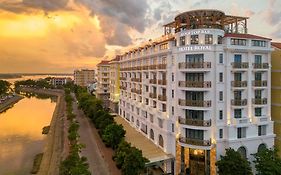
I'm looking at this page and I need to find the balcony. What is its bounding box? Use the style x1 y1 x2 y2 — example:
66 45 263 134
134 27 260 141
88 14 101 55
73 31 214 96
120 77 126 81
142 65 149 70
149 65 157 70
231 118 249 125
158 95 167 101
149 93 157 99
158 79 167 85
178 117 211 127
149 79 157 84
252 116 268 124
131 88 137 93
119 86 127 90
179 137 211 146
231 99 247 106
179 81 211 88
157 64 167 69
131 78 142 82
178 99 211 107
231 81 247 87
252 98 267 105
253 63 269 69
231 62 249 69
136 89 142 95
178 62 211 69
252 80 267 87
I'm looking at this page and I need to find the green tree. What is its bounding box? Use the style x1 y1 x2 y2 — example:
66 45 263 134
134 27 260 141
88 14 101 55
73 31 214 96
253 147 281 175
114 140 132 168
0 80 11 95
102 124 126 149
216 148 252 175
121 147 148 175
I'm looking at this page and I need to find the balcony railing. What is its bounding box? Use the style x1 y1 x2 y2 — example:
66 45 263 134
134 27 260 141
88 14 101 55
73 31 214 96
178 117 211 127
131 88 137 93
253 63 269 69
120 77 126 80
231 99 247 106
158 95 167 101
252 80 267 87
119 86 127 90
252 98 267 105
158 79 167 85
231 81 247 87
179 81 211 88
179 137 211 146
149 65 157 70
131 78 142 82
231 62 249 69
149 79 157 84
157 64 167 69
136 89 142 95
178 62 211 69
142 65 149 70
252 116 268 123
178 99 211 107
231 118 249 125
149 93 157 99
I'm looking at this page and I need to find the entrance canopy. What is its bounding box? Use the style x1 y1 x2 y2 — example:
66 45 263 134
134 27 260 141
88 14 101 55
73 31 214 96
114 116 174 166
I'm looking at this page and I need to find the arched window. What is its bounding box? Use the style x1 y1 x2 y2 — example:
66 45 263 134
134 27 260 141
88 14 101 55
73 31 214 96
150 129 154 140
258 143 267 152
159 135 164 147
136 120 139 127
237 146 247 159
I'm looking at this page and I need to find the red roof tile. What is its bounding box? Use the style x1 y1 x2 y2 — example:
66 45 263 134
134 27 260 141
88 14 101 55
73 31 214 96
272 42 281 49
97 60 110 66
224 33 271 40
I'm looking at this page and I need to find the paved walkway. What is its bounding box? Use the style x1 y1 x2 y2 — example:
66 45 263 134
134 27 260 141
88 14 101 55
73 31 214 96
72 94 121 175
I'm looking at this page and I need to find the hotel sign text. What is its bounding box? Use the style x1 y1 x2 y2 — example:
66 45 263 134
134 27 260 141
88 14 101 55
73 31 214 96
180 30 211 37
178 45 212 52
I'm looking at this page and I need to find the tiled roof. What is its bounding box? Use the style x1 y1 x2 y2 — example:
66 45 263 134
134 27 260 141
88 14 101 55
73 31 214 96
97 60 110 66
110 55 121 62
272 42 281 49
224 33 271 40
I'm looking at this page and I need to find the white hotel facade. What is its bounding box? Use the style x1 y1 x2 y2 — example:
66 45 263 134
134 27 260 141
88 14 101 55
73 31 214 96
117 10 275 174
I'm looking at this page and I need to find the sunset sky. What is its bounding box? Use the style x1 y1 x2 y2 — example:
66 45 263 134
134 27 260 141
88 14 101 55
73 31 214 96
0 0 280 73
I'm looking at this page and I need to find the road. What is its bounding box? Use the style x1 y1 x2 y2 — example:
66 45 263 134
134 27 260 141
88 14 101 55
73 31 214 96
72 94 111 175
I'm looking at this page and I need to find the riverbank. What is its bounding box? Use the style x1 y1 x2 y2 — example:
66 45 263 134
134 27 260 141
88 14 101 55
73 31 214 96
0 95 24 113
20 88 68 175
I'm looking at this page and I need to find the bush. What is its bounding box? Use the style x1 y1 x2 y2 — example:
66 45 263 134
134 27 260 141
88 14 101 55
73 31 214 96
102 124 126 149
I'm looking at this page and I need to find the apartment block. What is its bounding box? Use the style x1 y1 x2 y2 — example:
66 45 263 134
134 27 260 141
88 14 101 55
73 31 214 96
96 61 110 107
109 56 121 113
271 42 281 156
74 69 95 87
115 10 275 175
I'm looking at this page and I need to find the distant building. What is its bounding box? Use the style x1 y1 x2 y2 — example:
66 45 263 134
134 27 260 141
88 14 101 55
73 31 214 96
74 69 95 87
109 56 121 113
271 42 281 156
51 77 71 87
96 61 110 107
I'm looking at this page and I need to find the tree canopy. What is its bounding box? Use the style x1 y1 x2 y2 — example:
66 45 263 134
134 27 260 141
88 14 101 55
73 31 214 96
253 147 281 175
216 148 252 175
0 80 11 95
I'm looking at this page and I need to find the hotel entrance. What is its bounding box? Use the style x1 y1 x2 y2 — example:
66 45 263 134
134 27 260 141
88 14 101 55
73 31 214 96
178 146 210 175
189 149 208 175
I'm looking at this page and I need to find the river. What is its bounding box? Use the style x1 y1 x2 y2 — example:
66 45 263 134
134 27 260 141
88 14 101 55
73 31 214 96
0 75 66 175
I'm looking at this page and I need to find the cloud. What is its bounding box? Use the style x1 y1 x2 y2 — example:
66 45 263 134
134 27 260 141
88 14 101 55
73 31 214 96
264 0 281 25
22 0 69 11
74 0 150 46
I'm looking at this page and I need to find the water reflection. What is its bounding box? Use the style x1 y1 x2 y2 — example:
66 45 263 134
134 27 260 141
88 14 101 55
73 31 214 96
0 97 56 174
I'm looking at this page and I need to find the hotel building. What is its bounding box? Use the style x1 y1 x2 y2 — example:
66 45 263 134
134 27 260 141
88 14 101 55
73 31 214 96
271 42 281 156
96 61 110 107
117 10 275 174
74 69 95 87
109 56 121 113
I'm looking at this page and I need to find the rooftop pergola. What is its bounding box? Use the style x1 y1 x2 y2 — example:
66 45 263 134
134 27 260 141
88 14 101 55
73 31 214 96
163 9 249 34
